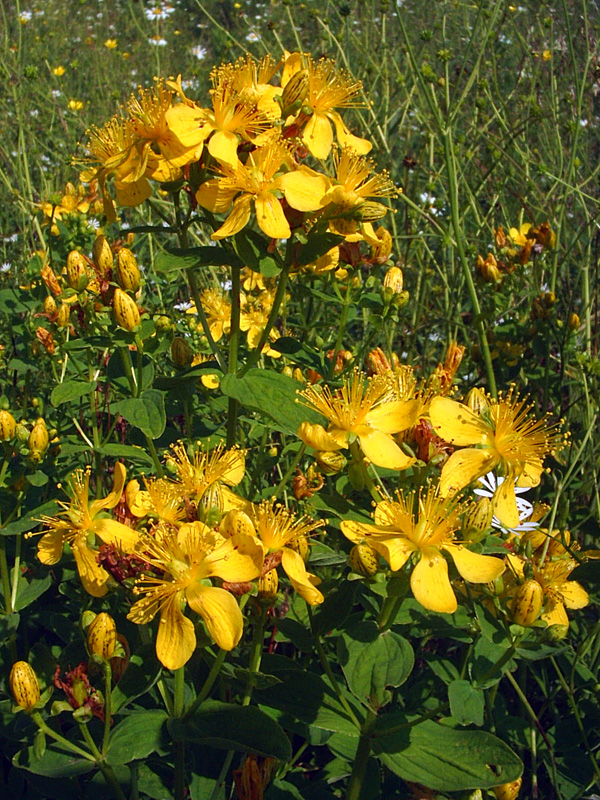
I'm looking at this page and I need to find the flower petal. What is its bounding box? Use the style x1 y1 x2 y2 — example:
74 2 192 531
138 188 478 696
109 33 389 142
72 538 108 597
559 579 589 610
278 167 330 212
37 530 65 565
115 178 152 208
541 598 569 628
297 421 345 452
444 543 505 583
208 130 240 168
411 548 457 614
156 592 196 670
357 428 414 470
211 194 253 240
196 178 238 213
328 111 372 155
438 449 498 496
302 112 334 160
365 399 420 434
205 535 263 582
254 192 290 239
429 397 492 446
493 477 520 529
281 547 324 605
186 584 243 650
517 460 543 487
93 518 139 553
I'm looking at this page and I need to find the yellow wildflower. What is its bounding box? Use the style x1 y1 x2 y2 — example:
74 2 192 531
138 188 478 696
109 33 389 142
128 522 263 668
34 464 138 597
429 391 567 528
341 488 505 614
297 370 419 470
167 441 246 513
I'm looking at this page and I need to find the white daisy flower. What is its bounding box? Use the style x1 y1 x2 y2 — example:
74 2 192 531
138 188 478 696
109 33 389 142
474 472 540 536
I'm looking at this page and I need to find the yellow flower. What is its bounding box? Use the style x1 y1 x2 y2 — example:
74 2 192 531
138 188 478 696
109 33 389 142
196 135 329 240
240 292 281 357
128 522 263 668
34 464 138 597
507 553 588 629
126 82 206 182
79 117 151 221
104 39 118 49
429 392 567 528
282 55 371 159
167 441 246 513
341 488 505 614
52 66 66 77
213 54 283 120
297 370 419 470
224 502 324 605
194 288 232 342
126 477 186 525
508 223 532 247
69 100 84 111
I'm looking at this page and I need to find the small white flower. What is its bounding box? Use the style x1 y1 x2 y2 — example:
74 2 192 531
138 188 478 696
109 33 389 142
145 4 175 20
148 36 167 46
19 10 32 21
246 31 260 42
191 45 207 60
221 279 232 291
174 301 193 312
1 262 11 273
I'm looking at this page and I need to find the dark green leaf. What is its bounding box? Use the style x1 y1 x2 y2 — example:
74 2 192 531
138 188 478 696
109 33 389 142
154 246 242 272
373 718 522 791
50 380 96 407
95 443 155 466
448 679 485 726
167 700 292 759
235 229 281 275
338 622 414 706
13 744 95 778
221 369 324 435
295 233 345 266
117 389 165 439
13 575 52 612
111 645 163 713
107 710 168 765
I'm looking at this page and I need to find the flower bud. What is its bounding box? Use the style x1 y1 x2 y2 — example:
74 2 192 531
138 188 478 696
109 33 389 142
93 234 113 273
113 288 140 331
43 295 57 316
115 248 141 292
171 337 193 367
314 450 347 475
353 201 389 221
383 266 404 294
56 303 71 327
349 543 379 576
464 387 489 414
257 569 279 601
10 661 40 711
16 423 30 443
493 777 522 800
292 368 304 382
87 612 117 659
282 366 293 378
511 580 543 626
0 410 16 441
154 315 172 332
289 533 310 563
66 250 88 291
281 69 309 114
464 497 493 542
29 418 49 454
567 312 580 331
110 633 131 682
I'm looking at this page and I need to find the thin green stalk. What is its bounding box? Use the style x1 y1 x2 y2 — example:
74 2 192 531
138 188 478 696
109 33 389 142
349 441 381 504
328 279 351 380
144 435 165 478
183 648 227 719
173 666 186 800
243 606 267 706
185 266 226 371
30 712 95 761
226 265 242 448
273 444 306 499
346 709 377 800
78 722 128 800
378 595 404 634
10 533 21 611
102 662 112 756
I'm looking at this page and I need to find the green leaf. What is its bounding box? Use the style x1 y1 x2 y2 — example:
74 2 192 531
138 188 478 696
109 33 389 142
0 612 20 634
220 370 324 435
338 622 414 707
295 233 345 266
50 380 96 407
13 575 52 612
13 743 95 778
448 679 485 726
116 389 165 439
107 710 169 765
311 580 359 637
373 718 522 791
95 443 154 466
111 645 163 713
154 246 243 272
167 700 292 759
235 229 280 275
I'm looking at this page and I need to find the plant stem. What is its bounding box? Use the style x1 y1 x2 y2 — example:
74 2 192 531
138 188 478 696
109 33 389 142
185 266 226 371
78 721 128 800
183 648 227 719
173 666 186 800
102 661 112 756
30 712 95 761
226 265 241 448
243 606 267 706
346 709 377 800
